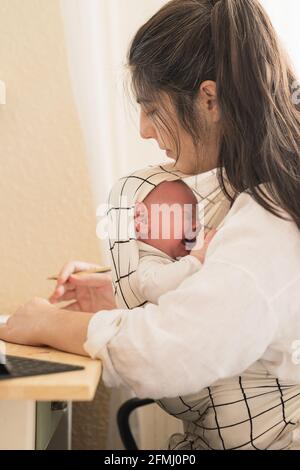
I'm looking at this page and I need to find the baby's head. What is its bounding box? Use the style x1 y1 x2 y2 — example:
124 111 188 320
135 180 200 259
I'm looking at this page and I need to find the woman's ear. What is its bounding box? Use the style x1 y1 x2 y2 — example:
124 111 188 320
198 80 221 124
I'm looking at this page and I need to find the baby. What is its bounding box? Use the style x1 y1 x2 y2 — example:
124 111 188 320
134 180 216 304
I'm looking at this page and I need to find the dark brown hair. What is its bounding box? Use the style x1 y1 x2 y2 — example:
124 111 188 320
127 0 300 229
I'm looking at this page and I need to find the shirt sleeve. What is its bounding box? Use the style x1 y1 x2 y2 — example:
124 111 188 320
84 258 277 399
136 255 202 304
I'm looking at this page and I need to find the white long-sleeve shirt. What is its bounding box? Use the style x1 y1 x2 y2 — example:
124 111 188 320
136 242 202 304
84 192 300 400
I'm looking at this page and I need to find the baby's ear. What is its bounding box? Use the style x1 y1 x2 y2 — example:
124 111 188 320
134 202 149 239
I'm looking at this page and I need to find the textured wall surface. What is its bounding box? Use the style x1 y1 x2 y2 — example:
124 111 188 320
0 0 103 311
0 0 109 449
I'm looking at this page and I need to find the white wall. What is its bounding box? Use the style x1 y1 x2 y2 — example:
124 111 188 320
60 0 167 209
262 0 300 75
0 0 103 314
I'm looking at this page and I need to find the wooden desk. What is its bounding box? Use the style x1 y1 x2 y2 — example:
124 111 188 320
0 342 102 401
0 341 102 449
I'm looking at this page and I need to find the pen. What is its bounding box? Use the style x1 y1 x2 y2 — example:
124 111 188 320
48 266 111 281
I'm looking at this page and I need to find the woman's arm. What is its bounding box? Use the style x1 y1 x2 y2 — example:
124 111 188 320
0 297 93 356
83 259 276 399
41 308 94 356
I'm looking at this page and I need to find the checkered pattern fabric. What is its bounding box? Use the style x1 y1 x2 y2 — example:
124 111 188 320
106 163 300 450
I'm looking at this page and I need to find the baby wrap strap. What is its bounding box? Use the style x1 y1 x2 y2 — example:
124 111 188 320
107 163 231 309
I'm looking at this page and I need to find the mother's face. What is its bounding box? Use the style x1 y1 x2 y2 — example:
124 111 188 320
139 82 221 175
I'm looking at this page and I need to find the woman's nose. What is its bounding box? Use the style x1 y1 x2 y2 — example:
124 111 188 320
139 111 157 140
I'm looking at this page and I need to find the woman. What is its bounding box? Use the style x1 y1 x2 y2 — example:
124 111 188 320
1 0 300 450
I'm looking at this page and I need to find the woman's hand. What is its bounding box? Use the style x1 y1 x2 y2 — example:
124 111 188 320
0 297 93 355
49 261 117 313
0 261 117 354
0 297 56 347
190 229 217 264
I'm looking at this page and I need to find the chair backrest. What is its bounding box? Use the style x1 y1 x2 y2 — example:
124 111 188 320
117 398 155 450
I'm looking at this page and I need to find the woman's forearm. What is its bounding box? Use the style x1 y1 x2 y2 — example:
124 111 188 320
40 308 94 356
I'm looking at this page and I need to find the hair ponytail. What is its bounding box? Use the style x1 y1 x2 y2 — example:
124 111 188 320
211 0 300 225
128 0 300 229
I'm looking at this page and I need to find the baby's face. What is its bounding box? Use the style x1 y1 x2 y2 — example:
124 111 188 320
157 202 200 258
135 181 201 259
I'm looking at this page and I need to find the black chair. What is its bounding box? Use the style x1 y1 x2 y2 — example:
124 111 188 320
117 398 155 450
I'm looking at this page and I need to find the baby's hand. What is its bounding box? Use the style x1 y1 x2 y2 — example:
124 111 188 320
190 229 217 264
